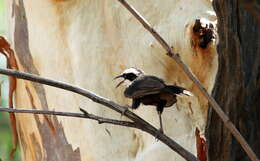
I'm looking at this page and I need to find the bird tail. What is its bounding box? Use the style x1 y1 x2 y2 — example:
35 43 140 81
164 85 193 96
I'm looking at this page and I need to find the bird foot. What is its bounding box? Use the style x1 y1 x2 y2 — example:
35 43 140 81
159 128 164 134
154 128 164 141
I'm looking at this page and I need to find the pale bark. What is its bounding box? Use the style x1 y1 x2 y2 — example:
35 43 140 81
8 0 218 160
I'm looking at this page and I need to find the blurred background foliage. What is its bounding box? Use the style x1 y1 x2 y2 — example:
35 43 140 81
0 0 20 160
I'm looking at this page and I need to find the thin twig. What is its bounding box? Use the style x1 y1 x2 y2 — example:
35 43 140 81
116 0 259 161
0 107 137 128
0 68 199 161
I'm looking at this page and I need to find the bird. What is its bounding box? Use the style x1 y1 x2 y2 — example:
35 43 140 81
114 67 193 133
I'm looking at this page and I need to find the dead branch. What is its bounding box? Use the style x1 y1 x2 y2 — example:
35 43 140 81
116 0 259 161
0 68 198 161
0 107 137 128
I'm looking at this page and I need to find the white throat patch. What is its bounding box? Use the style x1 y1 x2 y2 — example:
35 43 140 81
123 79 132 87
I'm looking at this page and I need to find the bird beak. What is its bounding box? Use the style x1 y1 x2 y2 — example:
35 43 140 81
114 74 124 80
115 80 125 88
114 74 124 88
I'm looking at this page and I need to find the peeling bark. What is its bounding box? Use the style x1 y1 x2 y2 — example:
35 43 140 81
8 0 219 160
35 116 81 161
192 19 215 49
195 128 207 161
12 0 49 109
11 0 81 160
0 36 19 161
207 0 260 161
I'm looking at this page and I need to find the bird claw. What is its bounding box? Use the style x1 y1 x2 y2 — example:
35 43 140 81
159 128 164 134
154 128 164 141
155 134 159 142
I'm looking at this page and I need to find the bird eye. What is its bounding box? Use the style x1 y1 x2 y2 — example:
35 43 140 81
124 73 137 81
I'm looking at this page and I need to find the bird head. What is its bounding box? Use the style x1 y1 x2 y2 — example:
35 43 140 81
114 68 144 88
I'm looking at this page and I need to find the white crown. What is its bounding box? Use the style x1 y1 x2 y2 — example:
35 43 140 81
123 68 144 76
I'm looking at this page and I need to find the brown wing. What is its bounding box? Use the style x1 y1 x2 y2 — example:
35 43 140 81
124 75 166 98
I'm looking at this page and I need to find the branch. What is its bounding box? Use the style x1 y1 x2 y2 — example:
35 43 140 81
0 68 199 161
0 107 137 128
116 0 260 161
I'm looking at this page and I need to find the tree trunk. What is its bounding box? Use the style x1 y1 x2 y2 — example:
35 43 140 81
207 0 260 161
8 0 218 161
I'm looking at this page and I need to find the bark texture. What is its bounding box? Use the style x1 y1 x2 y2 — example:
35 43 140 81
8 0 218 160
207 0 260 161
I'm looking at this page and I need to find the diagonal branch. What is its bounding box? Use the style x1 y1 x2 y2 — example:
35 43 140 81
0 107 137 128
0 68 147 125
0 68 199 161
116 0 260 161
